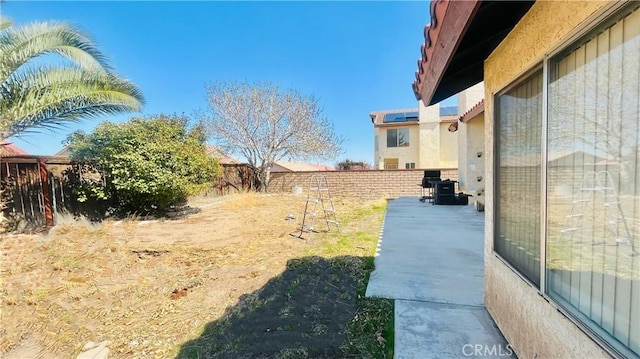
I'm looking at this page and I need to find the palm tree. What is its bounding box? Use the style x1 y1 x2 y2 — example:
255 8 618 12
0 18 145 138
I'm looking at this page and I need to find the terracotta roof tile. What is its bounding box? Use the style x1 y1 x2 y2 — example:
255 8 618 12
412 0 481 104
0 141 28 157
412 0 452 101
458 99 484 123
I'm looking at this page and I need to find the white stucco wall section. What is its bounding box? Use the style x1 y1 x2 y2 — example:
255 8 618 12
459 114 485 204
458 82 484 115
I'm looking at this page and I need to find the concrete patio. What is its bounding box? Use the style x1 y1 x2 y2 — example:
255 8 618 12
366 196 514 359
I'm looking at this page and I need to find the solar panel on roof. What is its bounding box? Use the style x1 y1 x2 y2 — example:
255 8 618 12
382 111 419 123
439 106 458 116
383 114 403 122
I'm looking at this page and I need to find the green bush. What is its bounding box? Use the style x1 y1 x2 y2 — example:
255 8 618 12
67 114 220 216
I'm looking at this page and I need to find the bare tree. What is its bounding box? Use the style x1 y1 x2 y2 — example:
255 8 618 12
336 159 372 170
204 81 343 191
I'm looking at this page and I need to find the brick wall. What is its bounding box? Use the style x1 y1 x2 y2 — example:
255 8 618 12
269 169 458 200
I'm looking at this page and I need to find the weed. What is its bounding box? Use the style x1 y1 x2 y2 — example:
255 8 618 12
287 277 301 295
34 288 49 301
310 323 328 336
278 323 301 331
279 306 293 318
275 347 309 359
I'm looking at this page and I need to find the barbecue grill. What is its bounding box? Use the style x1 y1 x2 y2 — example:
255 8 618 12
419 170 441 202
434 180 456 205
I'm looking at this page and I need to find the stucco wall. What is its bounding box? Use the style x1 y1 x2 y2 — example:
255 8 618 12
375 125 421 169
418 122 439 168
418 102 442 168
483 1 611 358
459 114 485 204
418 122 459 169
269 168 457 200
438 122 458 168
458 120 469 195
419 101 440 123
374 126 382 169
458 82 484 115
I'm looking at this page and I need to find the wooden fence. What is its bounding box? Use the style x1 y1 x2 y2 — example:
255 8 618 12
206 164 259 196
1 159 259 229
1 156 71 229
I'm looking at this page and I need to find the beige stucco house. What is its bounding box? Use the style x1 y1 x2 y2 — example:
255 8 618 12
370 104 458 170
413 1 639 358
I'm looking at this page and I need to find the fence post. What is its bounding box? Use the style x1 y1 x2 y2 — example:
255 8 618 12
38 158 54 226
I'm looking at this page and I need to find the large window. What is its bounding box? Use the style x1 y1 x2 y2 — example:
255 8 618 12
494 4 640 358
386 128 410 147
495 69 543 286
546 6 640 357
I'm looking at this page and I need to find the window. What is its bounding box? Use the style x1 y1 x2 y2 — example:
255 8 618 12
546 6 640 357
494 4 640 357
405 163 416 169
375 135 379 151
387 128 410 147
495 69 543 286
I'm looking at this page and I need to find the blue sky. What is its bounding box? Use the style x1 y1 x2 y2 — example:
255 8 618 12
4 0 453 164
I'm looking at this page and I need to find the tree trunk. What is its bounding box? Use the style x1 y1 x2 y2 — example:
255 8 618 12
264 168 271 193
256 167 270 193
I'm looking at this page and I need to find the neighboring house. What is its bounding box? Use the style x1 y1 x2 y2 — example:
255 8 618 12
53 145 71 158
205 145 241 165
0 141 28 157
370 104 458 170
270 161 334 173
413 1 639 359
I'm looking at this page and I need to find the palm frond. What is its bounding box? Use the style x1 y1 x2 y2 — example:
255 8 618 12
1 68 144 137
0 21 112 85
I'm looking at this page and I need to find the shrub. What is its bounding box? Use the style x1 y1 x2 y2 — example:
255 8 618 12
67 114 220 216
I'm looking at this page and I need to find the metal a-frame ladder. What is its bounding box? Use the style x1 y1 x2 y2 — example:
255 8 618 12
561 170 637 256
298 175 340 239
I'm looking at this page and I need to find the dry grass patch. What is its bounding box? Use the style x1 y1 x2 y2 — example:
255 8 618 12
1 193 391 359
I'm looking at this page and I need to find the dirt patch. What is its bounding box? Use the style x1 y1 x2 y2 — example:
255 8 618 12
177 256 366 359
0 193 387 358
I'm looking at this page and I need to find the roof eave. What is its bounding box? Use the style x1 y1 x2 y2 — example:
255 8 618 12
459 99 485 123
412 0 481 105
373 122 421 128
412 0 535 106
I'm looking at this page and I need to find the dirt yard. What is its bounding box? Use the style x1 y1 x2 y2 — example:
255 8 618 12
0 193 391 359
